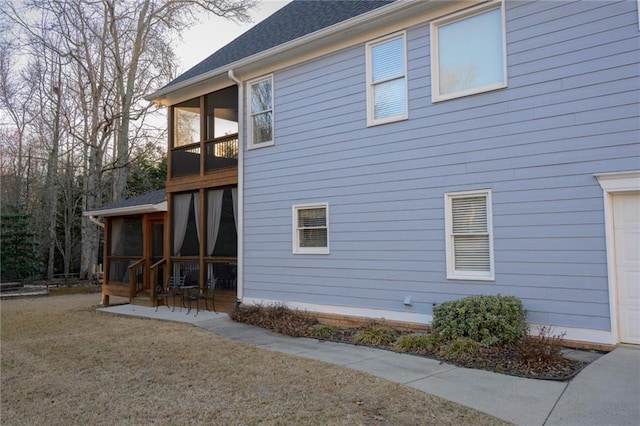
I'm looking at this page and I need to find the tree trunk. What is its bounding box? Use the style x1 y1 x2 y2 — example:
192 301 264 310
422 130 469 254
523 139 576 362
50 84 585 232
80 144 101 278
45 86 61 280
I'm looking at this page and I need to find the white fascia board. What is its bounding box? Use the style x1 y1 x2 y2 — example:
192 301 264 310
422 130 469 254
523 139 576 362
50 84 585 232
146 0 444 105
83 201 167 218
595 171 640 192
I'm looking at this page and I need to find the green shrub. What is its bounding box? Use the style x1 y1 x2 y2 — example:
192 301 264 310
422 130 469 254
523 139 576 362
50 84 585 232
353 323 397 346
439 337 481 360
432 294 527 347
393 333 439 353
309 324 341 339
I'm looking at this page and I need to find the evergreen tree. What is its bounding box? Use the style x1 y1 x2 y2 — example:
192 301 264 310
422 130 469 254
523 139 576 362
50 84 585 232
0 204 41 281
127 153 167 198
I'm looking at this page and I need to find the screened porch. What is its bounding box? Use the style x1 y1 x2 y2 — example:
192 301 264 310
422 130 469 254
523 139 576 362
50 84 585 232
102 213 164 301
166 186 238 312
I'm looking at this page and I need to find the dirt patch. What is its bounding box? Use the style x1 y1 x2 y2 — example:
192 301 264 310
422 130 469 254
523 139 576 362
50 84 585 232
1 294 508 425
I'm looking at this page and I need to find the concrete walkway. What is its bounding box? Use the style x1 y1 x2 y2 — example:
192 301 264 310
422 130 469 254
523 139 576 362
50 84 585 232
98 304 640 426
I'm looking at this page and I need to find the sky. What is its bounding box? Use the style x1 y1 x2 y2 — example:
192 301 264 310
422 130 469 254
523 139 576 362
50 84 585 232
0 2 292 128
175 1 292 73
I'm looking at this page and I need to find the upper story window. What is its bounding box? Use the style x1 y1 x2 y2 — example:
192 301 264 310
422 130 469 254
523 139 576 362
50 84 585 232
173 97 201 147
366 32 408 126
444 190 494 280
293 203 329 255
431 1 506 102
248 75 274 149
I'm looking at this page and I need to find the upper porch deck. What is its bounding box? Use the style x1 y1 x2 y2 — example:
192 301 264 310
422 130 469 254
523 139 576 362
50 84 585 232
171 133 238 179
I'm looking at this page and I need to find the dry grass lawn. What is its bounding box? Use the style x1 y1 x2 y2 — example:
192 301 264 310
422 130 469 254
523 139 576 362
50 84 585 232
1 294 508 425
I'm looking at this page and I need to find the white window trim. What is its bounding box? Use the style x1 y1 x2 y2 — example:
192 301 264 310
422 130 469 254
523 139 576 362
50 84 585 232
366 31 408 126
292 203 330 255
431 0 507 103
444 189 495 280
247 74 274 150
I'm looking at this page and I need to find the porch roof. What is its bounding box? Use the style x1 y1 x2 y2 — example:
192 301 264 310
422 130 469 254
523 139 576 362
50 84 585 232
83 189 167 218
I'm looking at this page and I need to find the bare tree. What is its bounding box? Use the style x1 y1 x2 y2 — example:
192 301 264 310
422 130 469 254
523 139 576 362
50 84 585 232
1 0 256 278
106 0 255 203
0 42 36 207
36 50 65 280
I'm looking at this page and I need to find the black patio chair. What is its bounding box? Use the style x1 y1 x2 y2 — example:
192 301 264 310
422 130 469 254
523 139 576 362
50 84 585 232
155 275 186 312
186 276 217 317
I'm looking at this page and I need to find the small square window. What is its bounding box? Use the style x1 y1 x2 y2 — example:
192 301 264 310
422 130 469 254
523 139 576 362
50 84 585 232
444 190 494 280
248 75 274 149
431 2 507 102
293 204 329 254
366 32 408 126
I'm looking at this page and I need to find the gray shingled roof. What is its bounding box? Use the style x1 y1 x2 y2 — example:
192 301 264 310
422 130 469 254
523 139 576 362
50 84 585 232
93 189 166 212
163 0 394 89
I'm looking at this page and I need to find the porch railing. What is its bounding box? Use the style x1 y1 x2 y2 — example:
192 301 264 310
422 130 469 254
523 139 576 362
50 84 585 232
172 143 201 177
149 258 166 301
128 258 145 297
170 258 237 290
172 260 200 287
171 134 238 178
108 257 137 283
206 258 237 290
205 134 238 171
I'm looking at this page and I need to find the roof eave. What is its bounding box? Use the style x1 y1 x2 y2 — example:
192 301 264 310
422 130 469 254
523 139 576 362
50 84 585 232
83 201 168 218
146 0 427 105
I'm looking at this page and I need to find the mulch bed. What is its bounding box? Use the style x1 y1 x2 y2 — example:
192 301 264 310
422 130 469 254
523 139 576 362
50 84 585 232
309 326 586 381
231 305 589 381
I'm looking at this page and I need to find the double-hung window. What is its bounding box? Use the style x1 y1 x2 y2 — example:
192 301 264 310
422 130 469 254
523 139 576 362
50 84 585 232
445 190 494 280
366 32 408 126
431 1 507 101
293 204 329 254
248 75 274 148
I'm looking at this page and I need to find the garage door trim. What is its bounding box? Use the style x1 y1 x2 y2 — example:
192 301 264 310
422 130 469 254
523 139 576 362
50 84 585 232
596 171 640 344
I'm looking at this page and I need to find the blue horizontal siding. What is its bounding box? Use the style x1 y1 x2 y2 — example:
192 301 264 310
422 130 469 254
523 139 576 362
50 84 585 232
242 0 640 333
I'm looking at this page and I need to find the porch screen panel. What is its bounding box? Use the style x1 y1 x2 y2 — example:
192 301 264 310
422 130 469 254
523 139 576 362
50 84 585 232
109 218 125 281
231 187 238 228
193 194 201 244
110 218 124 255
173 98 200 147
207 189 224 255
108 218 142 281
173 193 192 255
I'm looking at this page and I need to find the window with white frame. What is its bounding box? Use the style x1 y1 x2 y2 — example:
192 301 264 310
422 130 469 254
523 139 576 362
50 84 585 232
293 204 329 254
445 190 494 280
366 32 408 126
431 1 506 102
248 75 274 148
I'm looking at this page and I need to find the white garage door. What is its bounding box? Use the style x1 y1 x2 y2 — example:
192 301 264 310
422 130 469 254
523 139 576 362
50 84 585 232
613 193 640 344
